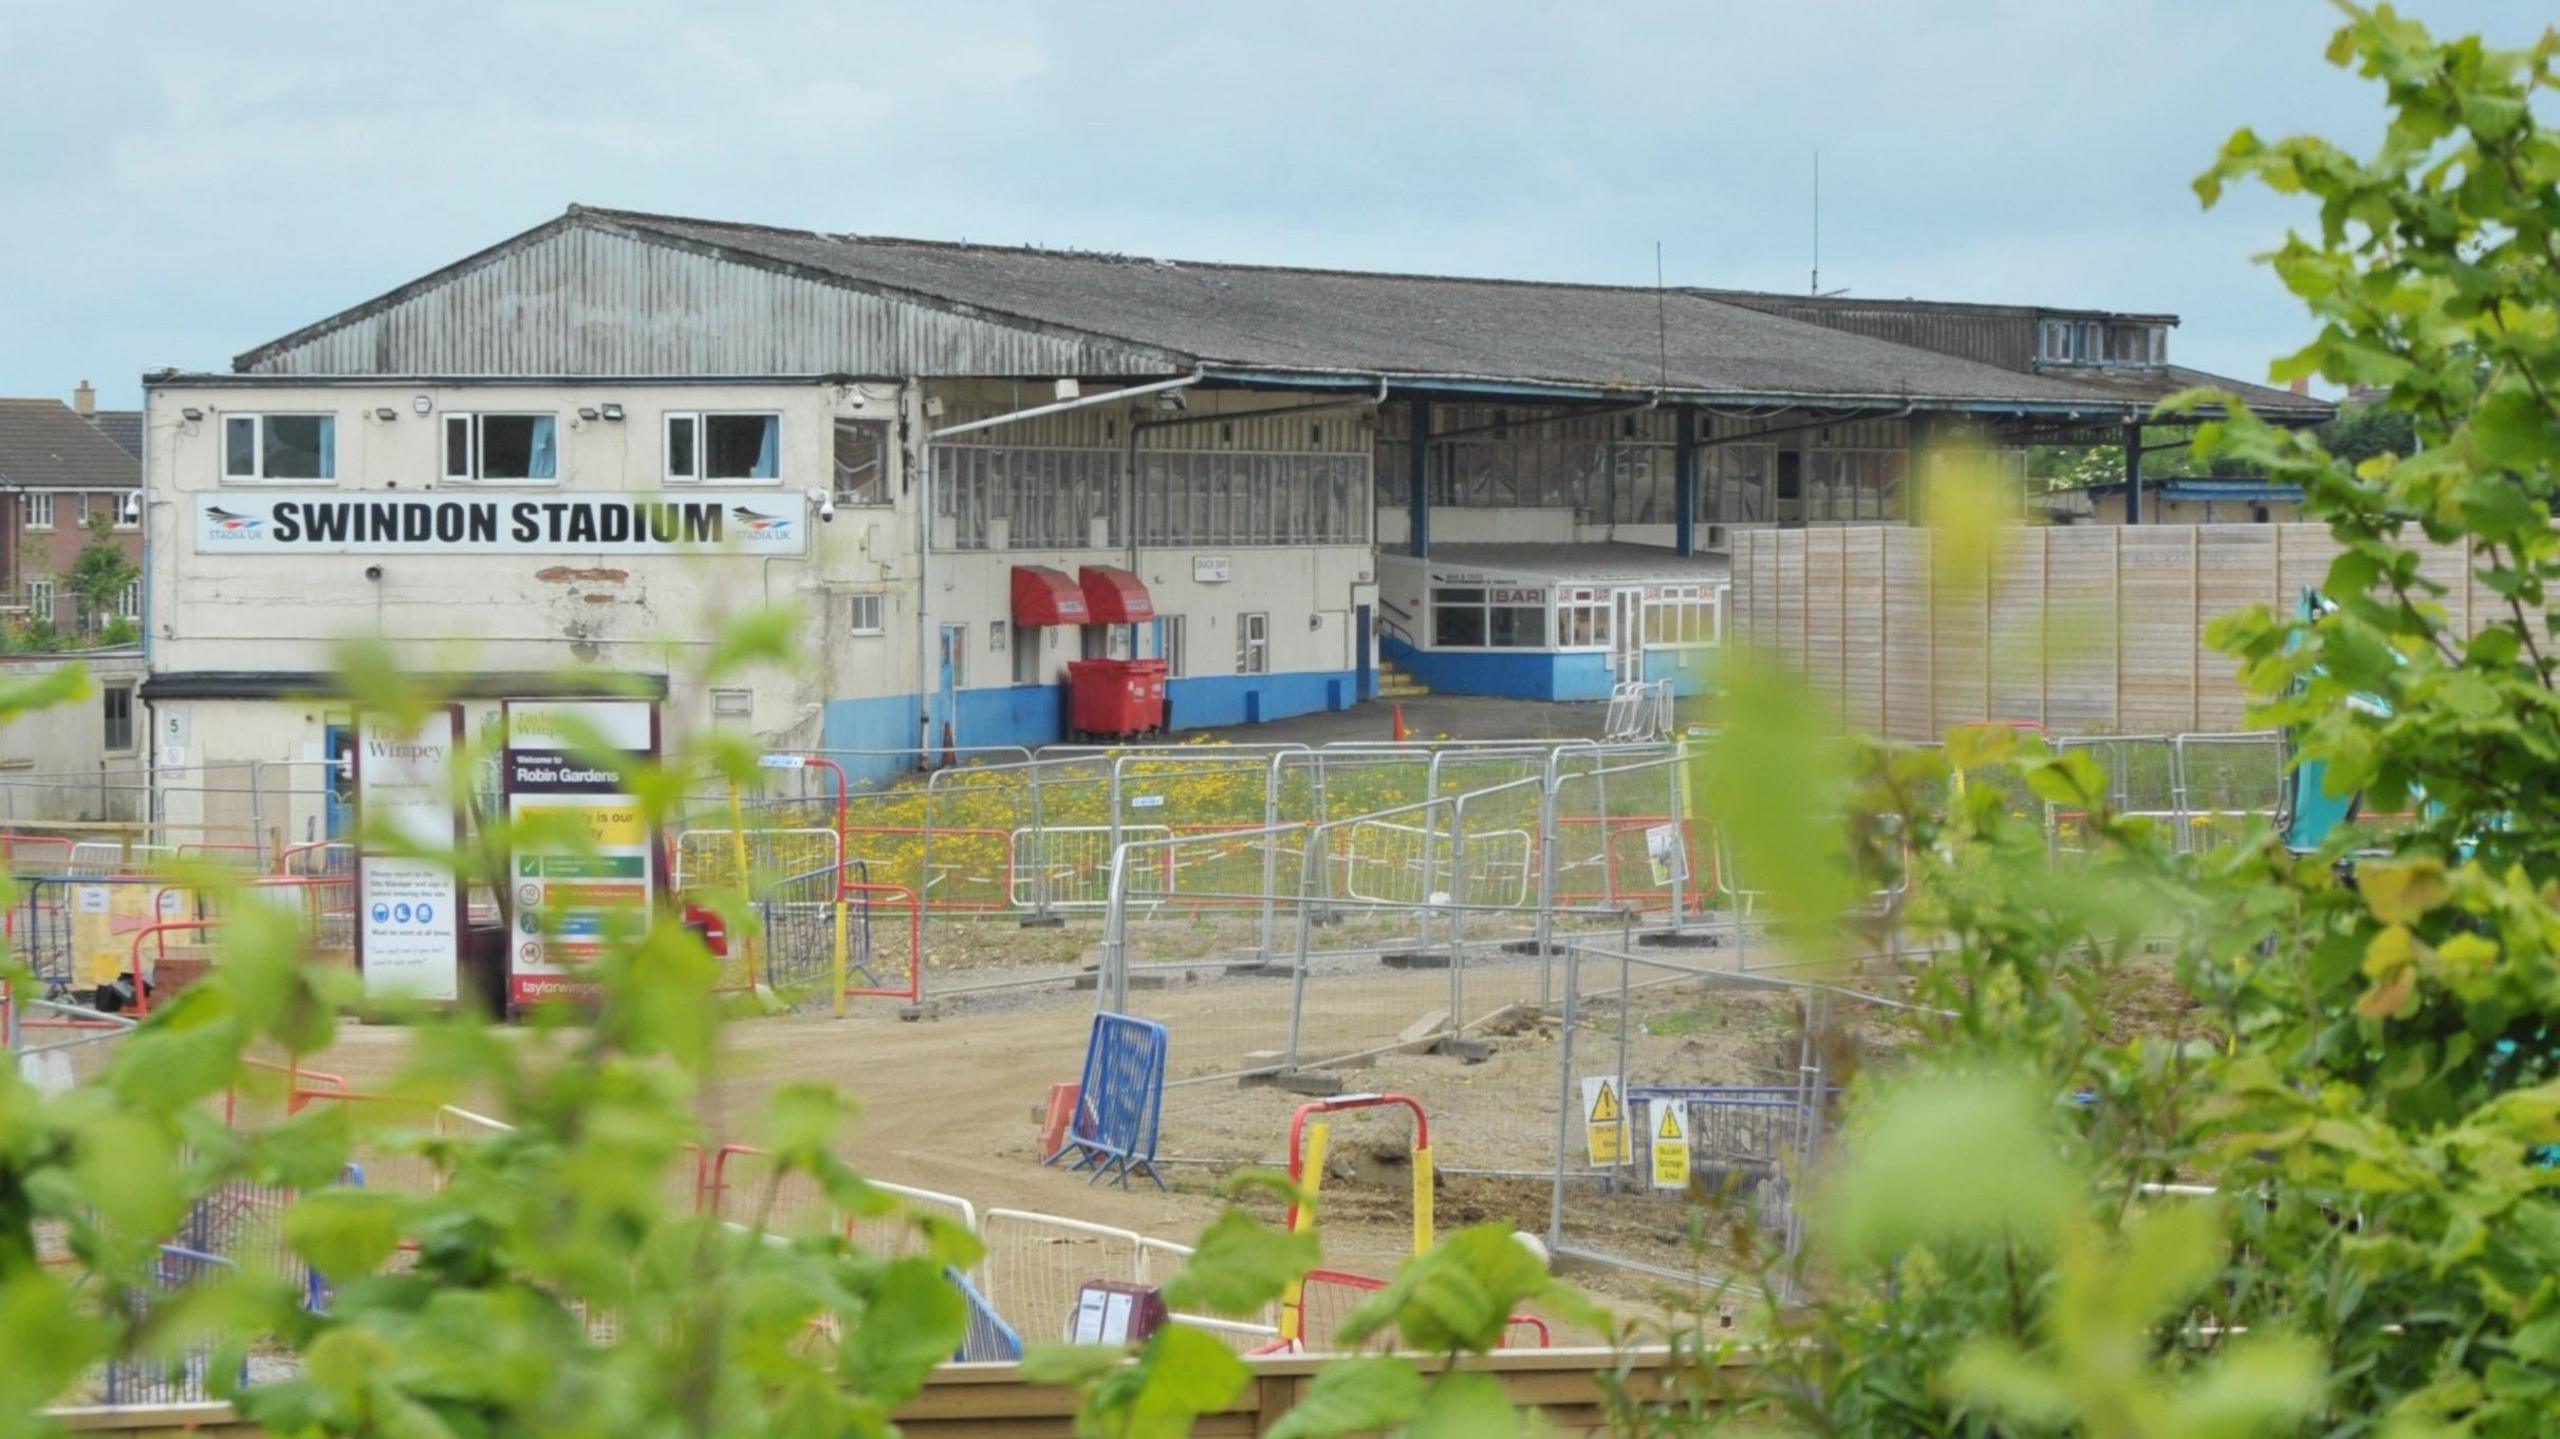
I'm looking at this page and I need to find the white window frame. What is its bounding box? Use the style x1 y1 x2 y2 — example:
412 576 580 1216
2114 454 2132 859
709 688 753 728
847 593 884 635
114 491 139 529
220 412 337 485
1162 615 1187 679
117 579 142 621
102 684 136 756
25 493 52 530
1557 587 1612 650
663 411 783 486
24 576 54 625
1237 612 1269 675
441 412 563 486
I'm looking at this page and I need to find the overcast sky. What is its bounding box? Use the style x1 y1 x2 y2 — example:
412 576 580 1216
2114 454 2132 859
5 1 2547 408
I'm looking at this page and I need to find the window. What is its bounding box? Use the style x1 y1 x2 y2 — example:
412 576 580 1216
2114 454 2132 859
1557 588 1611 648
1011 624 1039 685
710 689 753 728
1236 613 1269 675
1131 451 1372 547
1431 585 1549 649
1643 586 1723 647
24 576 53 625
933 445 1122 550
442 413 559 482
76 495 90 526
847 593 884 635
940 625 969 688
25 493 52 530
118 579 141 621
102 685 134 754
114 491 138 529
222 414 336 482
1805 450 1909 521
989 621 1007 653
665 412 780 483
1162 616 1187 679
833 420 889 505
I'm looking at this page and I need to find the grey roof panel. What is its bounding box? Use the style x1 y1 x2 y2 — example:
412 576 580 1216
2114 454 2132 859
589 209 2139 407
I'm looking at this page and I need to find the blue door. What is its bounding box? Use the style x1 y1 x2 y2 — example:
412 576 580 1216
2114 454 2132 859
1355 604 1374 702
323 724 354 840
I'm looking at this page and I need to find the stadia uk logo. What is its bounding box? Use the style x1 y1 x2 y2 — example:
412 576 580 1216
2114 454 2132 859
203 505 266 538
728 505 795 542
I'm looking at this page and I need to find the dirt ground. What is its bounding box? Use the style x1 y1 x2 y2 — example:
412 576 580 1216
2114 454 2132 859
300 927 1939 1336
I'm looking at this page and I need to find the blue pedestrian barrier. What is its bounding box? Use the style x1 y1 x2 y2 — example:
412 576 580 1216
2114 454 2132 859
1045 1012 1169 1190
950 1268 1024 1362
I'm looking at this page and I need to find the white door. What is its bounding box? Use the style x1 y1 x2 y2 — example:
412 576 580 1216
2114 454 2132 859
1610 588 1644 679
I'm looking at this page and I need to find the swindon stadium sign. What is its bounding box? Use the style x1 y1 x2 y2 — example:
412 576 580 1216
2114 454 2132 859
196 492 808 556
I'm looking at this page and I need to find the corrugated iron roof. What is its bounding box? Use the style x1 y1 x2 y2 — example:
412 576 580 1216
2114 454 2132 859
577 208 2144 408
233 206 2321 420
0 399 141 491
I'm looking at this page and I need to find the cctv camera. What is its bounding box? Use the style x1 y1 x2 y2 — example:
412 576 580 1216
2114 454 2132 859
806 486 837 523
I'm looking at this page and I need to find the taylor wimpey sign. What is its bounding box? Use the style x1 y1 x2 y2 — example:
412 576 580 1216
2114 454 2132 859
354 706 466 1005
196 492 808 557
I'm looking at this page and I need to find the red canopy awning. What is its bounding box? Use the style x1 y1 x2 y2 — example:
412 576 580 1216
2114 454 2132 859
1011 566 1090 625
1078 565 1156 623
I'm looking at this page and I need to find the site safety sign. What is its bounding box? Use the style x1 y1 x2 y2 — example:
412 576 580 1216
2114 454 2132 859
1650 1099 1692 1191
1581 1075 1627 1167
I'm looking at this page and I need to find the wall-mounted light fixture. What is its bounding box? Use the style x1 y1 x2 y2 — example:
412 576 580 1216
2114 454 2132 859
599 403 625 422
577 407 600 421
374 407 398 422
411 395 432 416
180 407 203 422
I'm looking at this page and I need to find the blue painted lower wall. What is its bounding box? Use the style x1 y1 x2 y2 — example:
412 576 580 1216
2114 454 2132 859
1381 636 1615 701
1642 645 1717 697
819 666 1357 783
1166 669 1356 729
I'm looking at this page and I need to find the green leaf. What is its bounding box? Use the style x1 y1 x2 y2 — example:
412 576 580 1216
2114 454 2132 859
1409 1372 1519 1439
840 1258 964 1406
1160 1210 1319 1317
283 1188 405 1281
1122 1324 1252 1439
2356 856 2451 924
1262 1355 1423 1439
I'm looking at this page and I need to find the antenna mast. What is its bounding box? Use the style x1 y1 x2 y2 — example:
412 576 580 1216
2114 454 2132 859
1811 150 1821 297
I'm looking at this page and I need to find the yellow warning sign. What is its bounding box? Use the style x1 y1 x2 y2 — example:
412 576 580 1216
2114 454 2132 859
1580 1076 1626 1167
1650 1100 1691 1191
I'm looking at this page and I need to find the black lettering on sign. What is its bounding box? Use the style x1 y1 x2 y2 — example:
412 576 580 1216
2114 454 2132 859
305 505 346 543
565 506 597 545
272 504 301 543
467 505 497 543
511 502 539 542
368 503 398 541
598 504 629 544
683 503 719 544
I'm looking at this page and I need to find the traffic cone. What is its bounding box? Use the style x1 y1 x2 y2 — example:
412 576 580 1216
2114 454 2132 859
1392 703 1407 743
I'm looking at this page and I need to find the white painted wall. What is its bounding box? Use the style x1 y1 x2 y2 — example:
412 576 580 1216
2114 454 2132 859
0 652 146 822
144 378 917 763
